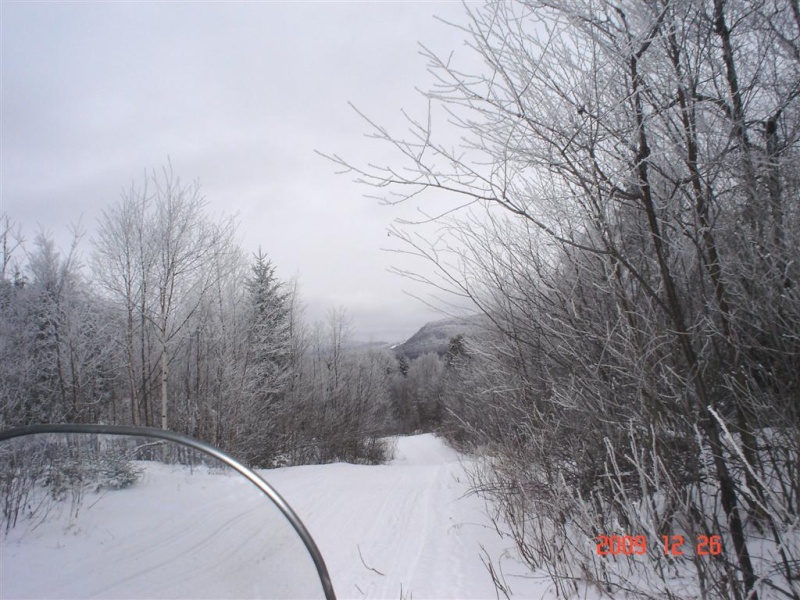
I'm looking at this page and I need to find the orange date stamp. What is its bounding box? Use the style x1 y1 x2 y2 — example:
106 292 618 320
596 534 723 557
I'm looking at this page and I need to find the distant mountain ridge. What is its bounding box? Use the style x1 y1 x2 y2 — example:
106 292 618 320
392 316 484 360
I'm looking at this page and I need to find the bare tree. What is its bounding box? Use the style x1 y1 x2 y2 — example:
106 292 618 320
93 164 236 429
0 215 24 283
282 308 394 465
328 1 800 597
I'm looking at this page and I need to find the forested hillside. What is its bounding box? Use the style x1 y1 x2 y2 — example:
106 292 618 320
391 316 481 359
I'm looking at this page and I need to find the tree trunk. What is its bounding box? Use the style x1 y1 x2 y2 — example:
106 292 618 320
161 331 168 430
631 45 758 599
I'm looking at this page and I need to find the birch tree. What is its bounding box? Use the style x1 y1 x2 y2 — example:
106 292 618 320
93 164 235 429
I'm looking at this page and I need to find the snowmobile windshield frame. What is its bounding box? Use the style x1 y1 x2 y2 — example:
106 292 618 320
0 423 337 600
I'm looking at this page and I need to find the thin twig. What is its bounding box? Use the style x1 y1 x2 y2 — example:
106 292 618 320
357 544 386 576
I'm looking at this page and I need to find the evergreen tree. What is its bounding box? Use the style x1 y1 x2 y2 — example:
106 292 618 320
239 249 292 465
444 335 466 368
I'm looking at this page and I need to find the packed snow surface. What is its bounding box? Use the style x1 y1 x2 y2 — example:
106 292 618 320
2 434 555 599
267 434 549 599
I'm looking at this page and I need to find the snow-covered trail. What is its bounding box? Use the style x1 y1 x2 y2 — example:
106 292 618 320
266 434 547 599
1 434 551 599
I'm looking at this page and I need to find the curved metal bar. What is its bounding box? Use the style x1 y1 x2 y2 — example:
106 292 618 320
0 424 337 600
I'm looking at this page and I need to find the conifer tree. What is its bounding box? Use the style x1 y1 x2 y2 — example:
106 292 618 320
238 249 292 465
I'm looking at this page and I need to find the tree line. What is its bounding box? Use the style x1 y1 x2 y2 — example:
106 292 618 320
0 166 436 468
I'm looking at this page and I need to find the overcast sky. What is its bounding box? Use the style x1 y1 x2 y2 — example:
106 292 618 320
1 1 478 343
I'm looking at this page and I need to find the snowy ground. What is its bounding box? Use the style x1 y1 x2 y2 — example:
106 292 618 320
266 434 552 599
1 434 558 599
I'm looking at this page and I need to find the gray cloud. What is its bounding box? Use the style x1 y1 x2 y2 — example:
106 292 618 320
1 1 475 343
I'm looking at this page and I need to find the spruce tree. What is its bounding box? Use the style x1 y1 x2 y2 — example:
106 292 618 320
240 249 292 465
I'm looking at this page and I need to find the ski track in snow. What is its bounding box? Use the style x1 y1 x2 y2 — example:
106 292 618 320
1 434 556 599
264 434 551 599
